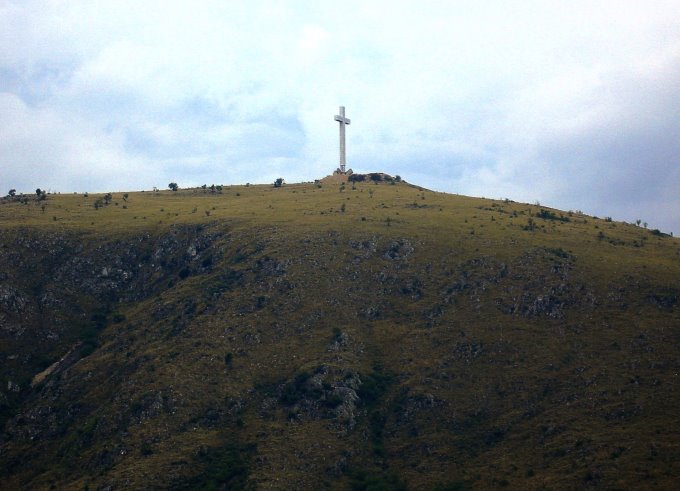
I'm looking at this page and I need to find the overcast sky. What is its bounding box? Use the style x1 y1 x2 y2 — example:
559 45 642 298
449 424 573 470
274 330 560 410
1 1 679 233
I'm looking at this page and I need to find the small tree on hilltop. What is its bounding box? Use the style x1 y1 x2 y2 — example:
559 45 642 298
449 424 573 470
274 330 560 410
8 189 16 197
273 178 284 188
169 182 179 191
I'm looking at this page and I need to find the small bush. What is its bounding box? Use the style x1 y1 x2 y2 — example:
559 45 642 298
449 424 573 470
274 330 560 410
279 370 316 406
537 209 569 222
545 247 570 258
191 443 254 490
357 371 392 406
141 442 153 456
349 469 407 491
523 218 537 231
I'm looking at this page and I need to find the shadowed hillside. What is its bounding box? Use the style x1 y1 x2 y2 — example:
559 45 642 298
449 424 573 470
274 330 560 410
1 178 679 489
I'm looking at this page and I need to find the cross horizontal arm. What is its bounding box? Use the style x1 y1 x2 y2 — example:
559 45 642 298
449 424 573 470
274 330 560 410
335 115 351 125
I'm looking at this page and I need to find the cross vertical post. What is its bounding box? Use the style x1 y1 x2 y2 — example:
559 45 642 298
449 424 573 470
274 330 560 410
334 106 350 173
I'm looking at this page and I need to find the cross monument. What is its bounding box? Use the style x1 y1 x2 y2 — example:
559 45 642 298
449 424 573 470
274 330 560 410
334 106 350 173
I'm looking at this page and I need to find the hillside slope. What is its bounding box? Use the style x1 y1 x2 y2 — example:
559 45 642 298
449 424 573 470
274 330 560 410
1 179 679 490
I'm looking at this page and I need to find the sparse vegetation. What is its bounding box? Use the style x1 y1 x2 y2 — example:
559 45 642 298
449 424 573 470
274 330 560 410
0 177 678 490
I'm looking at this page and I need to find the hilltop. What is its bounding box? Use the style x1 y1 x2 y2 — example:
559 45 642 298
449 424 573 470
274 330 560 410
1 178 679 489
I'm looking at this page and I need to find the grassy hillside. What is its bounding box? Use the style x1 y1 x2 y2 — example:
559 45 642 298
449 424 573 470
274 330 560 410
1 177 679 489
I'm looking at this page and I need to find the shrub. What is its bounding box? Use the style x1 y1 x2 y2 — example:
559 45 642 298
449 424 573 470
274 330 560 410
537 209 569 222
349 469 407 491
357 370 392 406
546 247 570 258
523 218 537 231
192 443 254 490
168 182 179 191
279 370 315 405
141 442 153 456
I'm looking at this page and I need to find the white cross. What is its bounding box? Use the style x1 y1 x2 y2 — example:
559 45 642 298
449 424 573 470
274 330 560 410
334 106 350 173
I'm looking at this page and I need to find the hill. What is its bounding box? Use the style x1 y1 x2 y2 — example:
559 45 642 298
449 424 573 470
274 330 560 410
1 178 679 489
